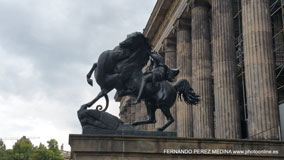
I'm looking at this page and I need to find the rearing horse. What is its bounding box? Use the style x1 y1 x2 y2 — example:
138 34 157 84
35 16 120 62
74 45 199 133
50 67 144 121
82 32 150 111
131 72 200 131
82 32 200 131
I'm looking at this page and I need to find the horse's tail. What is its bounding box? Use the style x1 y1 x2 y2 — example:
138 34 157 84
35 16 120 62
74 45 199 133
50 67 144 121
80 90 110 112
95 94 109 112
86 63 97 86
174 79 200 105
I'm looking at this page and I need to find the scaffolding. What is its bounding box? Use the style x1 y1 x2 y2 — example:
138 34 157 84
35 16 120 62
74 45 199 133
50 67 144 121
233 0 284 139
233 0 247 138
271 0 284 104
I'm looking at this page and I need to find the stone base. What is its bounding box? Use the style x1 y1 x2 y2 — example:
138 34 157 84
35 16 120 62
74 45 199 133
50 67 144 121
83 125 176 136
69 134 284 160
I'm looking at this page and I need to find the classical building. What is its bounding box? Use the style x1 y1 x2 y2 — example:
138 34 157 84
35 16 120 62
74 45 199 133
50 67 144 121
117 0 284 141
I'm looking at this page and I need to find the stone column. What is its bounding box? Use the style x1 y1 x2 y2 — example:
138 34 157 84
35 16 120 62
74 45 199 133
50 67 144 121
163 38 177 132
191 1 214 138
119 96 131 122
163 38 177 68
212 0 241 139
130 100 136 124
175 18 193 137
119 109 126 122
242 0 279 140
135 101 141 121
140 102 148 130
126 99 132 123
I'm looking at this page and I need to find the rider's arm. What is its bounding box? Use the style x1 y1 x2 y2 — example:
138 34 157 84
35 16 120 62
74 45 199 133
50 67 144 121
149 51 163 64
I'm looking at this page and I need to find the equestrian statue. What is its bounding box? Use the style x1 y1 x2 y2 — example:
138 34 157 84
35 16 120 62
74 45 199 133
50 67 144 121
79 32 200 132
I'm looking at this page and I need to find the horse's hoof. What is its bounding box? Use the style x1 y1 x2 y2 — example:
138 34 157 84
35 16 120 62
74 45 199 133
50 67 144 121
132 122 138 126
87 79 93 86
155 128 163 132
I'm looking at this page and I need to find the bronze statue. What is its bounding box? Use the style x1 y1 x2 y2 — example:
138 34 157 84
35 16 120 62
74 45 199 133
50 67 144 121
134 51 170 104
79 32 200 132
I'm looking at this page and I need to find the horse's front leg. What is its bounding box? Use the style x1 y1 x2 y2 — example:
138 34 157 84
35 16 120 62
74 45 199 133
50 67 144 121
132 101 157 126
156 107 174 131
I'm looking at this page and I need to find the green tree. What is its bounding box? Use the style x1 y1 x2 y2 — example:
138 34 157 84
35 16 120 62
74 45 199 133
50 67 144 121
47 139 59 153
0 140 14 160
12 136 34 160
47 139 64 160
0 137 65 160
0 149 14 160
33 143 54 160
4 149 14 160
0 139 7 160
0 139 6 151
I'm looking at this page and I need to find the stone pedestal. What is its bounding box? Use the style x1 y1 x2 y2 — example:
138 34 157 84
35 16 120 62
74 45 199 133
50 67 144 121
191 1 214 138
69 134 284 160
242 0 280 140
212 0 241 139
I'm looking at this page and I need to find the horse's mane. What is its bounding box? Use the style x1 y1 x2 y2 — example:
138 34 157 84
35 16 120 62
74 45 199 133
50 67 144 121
113 32 152 85
119 32 152 51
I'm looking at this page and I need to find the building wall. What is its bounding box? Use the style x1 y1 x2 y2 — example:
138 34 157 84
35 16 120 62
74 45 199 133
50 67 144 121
117 0 284 140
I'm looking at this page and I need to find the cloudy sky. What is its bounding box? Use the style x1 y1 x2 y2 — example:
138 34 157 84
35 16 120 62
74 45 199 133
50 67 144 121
0 0 156 150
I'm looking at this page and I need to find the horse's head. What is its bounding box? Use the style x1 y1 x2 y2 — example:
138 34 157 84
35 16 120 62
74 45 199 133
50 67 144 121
166 67 180 82
119 32 151 51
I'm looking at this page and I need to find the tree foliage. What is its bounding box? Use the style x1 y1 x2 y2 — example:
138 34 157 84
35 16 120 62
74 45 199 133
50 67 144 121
0 137 65 160
13 137 34 160
34 143 54 160
0 139 6 151
47 139 64 160
0 139 7 160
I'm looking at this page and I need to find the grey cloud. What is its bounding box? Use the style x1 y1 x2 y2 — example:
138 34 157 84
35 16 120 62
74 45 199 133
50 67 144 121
0 0 156 149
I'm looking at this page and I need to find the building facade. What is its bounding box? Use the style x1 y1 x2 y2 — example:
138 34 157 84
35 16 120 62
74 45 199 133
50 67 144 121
117 0 284 140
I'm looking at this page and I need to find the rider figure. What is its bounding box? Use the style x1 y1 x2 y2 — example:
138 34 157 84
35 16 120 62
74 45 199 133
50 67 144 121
134 51 169 104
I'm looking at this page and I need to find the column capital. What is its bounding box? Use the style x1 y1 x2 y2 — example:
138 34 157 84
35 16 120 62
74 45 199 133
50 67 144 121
174 18 191 31
162 38 176 52
191 0 211 9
